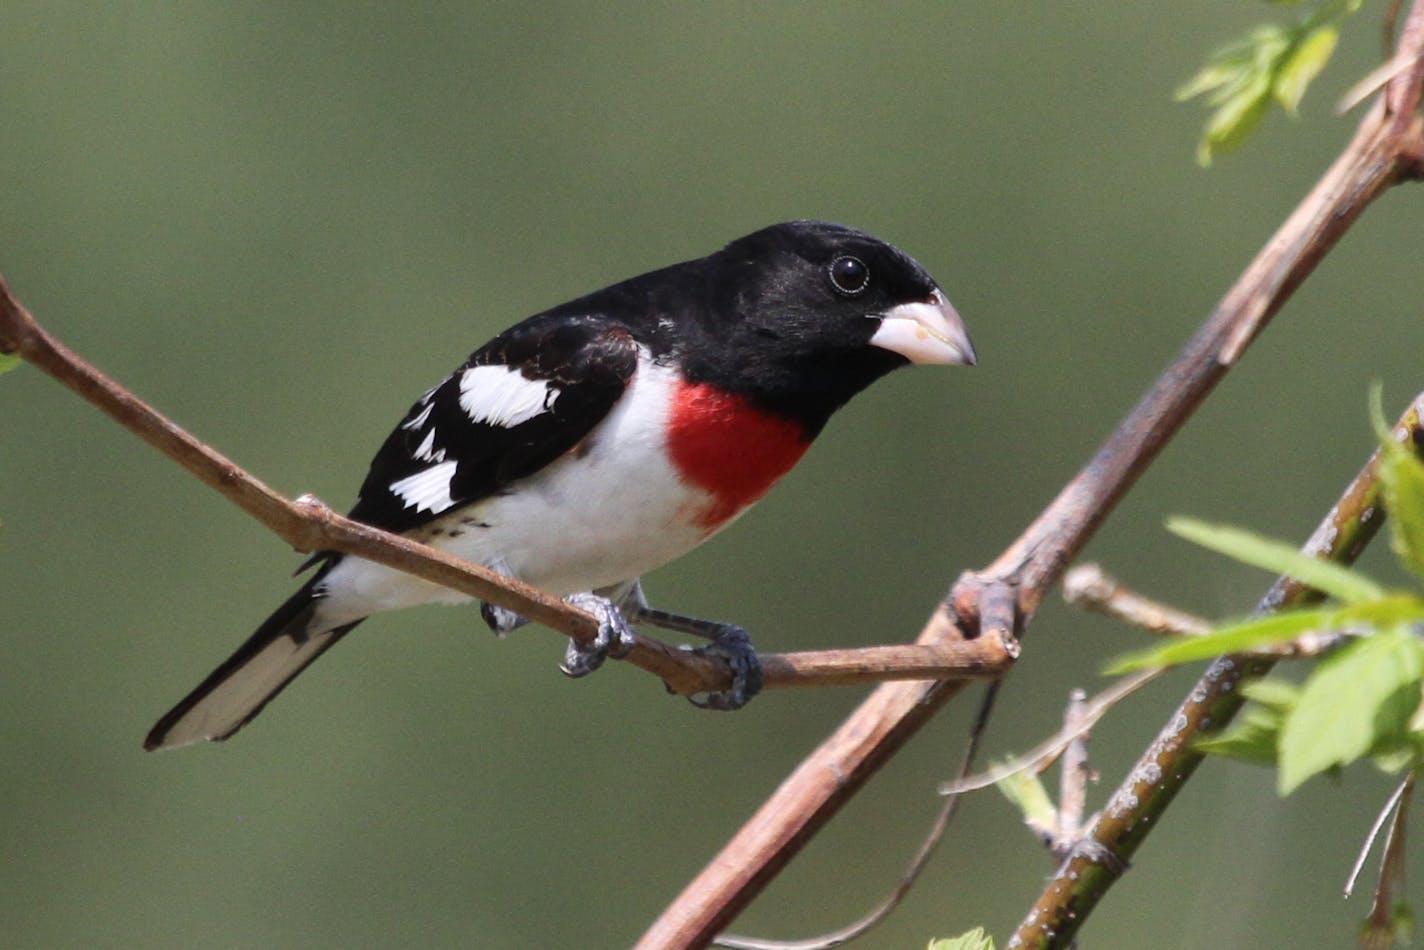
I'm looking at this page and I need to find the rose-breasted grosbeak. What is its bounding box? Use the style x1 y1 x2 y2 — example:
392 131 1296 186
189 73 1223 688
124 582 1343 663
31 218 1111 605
144 220 976 750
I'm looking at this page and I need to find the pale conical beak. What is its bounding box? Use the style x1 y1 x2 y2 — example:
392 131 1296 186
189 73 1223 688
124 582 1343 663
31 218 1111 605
868 288 977 366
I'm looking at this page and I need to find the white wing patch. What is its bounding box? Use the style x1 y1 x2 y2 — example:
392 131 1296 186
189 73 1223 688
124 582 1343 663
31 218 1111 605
390 460 458 514
413 428 445 462
459 365 553 428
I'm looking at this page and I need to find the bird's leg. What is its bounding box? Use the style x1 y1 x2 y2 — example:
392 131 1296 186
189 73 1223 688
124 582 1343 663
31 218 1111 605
560 592 637 678
478 559 530 637
612 580 763 711
478 567 636 676
479 601 528 636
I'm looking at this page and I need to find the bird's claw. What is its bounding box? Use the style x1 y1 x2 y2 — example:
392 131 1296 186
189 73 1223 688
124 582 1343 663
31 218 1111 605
687 625 762 711
561 593 636 678
560 593 760 710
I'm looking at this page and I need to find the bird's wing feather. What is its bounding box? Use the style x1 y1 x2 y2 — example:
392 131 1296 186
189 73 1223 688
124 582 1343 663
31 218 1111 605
345 314 641 535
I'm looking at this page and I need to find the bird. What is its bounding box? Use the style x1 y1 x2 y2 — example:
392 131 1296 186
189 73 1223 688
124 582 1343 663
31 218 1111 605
144 220 977 751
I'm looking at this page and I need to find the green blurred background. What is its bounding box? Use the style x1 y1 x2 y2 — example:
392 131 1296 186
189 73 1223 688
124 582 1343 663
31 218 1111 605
3 4 1421 947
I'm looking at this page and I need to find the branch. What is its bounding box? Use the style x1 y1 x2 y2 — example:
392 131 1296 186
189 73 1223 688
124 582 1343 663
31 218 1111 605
0 279 1016 698
1062 564 1211 638
1064 563 1343 658
636 8 1424 945
1009 392 1424 949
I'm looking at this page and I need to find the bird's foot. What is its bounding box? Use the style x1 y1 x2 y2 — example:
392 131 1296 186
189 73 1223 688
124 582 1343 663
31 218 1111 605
560 593 637 678
685 624 762 711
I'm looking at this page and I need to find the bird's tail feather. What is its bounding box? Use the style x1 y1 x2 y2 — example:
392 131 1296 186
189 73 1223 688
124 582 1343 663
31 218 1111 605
144 578 362 751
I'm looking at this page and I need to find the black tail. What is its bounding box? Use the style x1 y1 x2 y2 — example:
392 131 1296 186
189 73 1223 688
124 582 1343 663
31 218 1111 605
144 578 362 750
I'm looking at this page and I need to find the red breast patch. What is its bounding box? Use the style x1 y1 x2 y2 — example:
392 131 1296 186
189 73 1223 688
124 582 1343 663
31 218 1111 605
665 381 810 530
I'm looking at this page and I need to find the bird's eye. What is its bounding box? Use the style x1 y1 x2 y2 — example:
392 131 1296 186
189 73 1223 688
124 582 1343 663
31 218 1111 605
828 256 870 296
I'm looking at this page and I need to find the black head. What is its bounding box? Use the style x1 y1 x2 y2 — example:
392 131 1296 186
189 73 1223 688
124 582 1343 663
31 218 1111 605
683 220 976 432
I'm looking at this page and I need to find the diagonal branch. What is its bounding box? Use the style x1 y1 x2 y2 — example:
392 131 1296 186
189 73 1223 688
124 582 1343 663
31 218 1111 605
0 279 1016 698
636 6 1424 946
1009 392 1424 949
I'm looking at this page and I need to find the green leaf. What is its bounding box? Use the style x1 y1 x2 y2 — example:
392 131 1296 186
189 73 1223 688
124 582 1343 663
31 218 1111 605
1370 744 1419 775
1370 389 1424 583
1177 27 1285 166
1240 677 1302 712
1274 25 1338 114
1200 677 1302 767
995 766 1056 830
1167 516 1386 604
1381 447 1424 585
1360 900 1416 946
1195 706 1285 766
1175 51 1252 102
1105 596 1424 673
1390 901 1414 944
1181 3 1365 163
1198 73 1272 165
0 351 20 376
1105 608 1335 673
929 928 996 950
1278 627 1424 794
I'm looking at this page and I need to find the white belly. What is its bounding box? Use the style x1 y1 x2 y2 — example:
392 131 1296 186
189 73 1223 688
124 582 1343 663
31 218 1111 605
313 359 722 627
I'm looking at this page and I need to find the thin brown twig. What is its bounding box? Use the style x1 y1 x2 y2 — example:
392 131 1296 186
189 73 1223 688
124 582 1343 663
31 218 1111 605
938 669 1161 797
1346 774 1413 899
1053 689 1091 858
1360 772 1414 949
1338 49 1422 115
1066 563 1345 659
0 278 1017 699
1062 564 1211 637
637 6 1424 945
1387 0 1406 59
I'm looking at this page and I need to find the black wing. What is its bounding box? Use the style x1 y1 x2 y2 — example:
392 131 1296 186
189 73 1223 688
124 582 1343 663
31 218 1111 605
346 313 640 535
